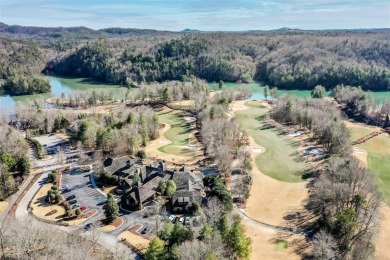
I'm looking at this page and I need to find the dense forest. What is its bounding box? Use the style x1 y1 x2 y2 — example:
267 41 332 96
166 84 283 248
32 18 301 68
0 27 390 94
3 75 51 95
51 32 390 90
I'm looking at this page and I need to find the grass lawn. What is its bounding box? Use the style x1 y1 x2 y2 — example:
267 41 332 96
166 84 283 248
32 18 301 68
235 101 309 182
349 126 390 204
368 153 390 204
156 110 194 157
275 239 288 251
349 127 372 143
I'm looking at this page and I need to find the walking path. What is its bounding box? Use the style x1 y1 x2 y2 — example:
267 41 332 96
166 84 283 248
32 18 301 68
233 205 310 237
0 173 36 222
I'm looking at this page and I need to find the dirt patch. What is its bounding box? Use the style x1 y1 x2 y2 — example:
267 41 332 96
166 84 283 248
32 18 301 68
30 184 66 221
118 229 151 254
242 219 302 260
65 209 98 226
100 217 123 232
0 201 8 215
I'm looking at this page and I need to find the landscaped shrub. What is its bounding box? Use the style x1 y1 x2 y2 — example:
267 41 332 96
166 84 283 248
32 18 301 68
75 208 81 216
48 172 57 183
47 186 62 203
66 209 72 218
165 180 176 197
137 150 146 159
26 137 43 159
99 171 119 185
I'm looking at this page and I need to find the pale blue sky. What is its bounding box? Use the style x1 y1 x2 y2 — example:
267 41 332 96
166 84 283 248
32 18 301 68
0 0 389 31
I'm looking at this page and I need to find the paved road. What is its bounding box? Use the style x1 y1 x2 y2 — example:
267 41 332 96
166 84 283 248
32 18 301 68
233 205 311 238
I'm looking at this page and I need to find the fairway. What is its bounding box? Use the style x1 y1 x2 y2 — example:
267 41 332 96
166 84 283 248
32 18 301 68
156 109 195 157
349 125 390 204
368 153 390 203
235 101 309 182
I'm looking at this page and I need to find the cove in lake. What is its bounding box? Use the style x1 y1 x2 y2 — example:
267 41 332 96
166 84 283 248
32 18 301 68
0 76 128 114
1 77 390 114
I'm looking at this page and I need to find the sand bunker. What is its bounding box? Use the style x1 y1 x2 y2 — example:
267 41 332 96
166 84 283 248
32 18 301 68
353 147 366 154
252 148 263 153
288 132 302 137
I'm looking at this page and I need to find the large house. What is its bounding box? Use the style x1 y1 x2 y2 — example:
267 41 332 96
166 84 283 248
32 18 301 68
111 160 204 212
102 156 204 212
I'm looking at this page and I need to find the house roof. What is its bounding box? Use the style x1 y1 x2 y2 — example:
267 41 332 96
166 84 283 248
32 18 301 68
129 176 162 203
103 156 133 174
172 190 195 204
172 171 203 191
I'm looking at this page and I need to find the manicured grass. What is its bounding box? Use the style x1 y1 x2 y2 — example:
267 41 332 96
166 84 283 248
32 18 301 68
235 102 309 183
275 239 288 251
349 126 390 154
368 153 390 204
349 126 390 204
349 127 372 143
156 110 193 156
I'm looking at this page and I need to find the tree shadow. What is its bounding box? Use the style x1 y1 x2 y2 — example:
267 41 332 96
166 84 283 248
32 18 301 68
276 171 323 259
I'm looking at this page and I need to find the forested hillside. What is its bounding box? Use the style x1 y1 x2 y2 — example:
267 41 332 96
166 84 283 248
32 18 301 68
1 28 390 92
52 31 390 90
0 38 51 80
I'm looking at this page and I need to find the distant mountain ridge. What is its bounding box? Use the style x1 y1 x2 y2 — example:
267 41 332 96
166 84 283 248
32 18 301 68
181 28 202 33
0 24 177 38
0 23 388 38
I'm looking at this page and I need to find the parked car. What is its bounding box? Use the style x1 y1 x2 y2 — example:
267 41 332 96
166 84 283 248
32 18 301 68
168 214 174 222
62 188 71 193
69 200 77 205
141 226 149 234
173 217 179 224
80 205 87 211
179 216 184 224
66 195 76 201
72 203 81 209
83 223 91 231
184 216 191 226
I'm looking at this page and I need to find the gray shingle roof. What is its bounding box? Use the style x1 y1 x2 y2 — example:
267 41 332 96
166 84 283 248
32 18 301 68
103 156 133 174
